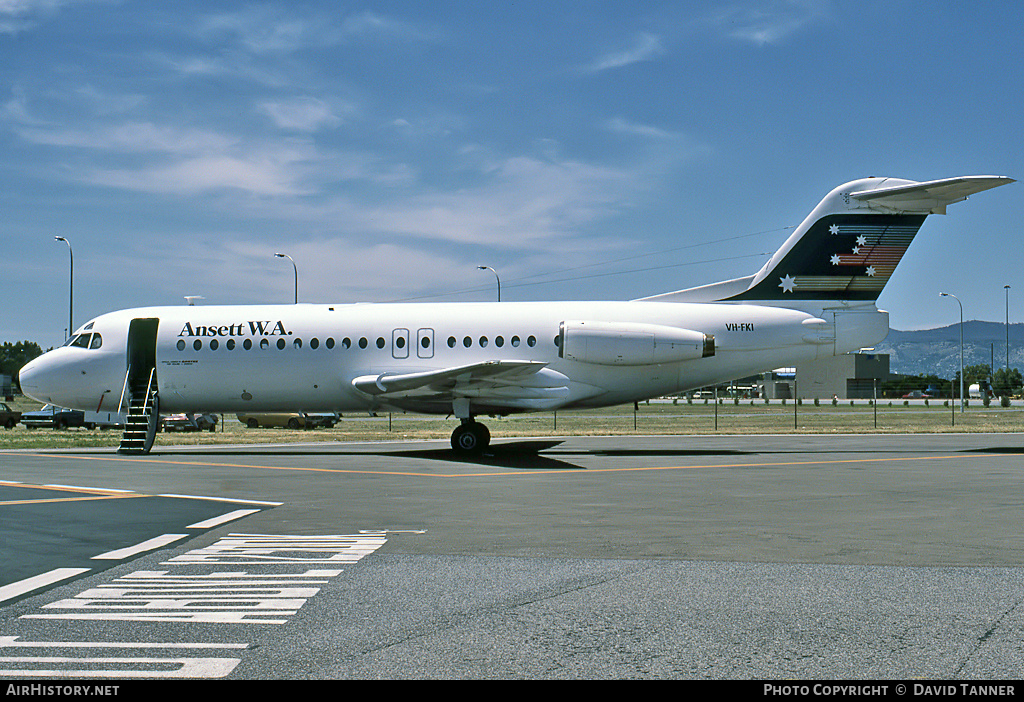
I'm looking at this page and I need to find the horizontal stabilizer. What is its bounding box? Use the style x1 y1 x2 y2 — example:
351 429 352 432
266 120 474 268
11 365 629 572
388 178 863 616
849 176 1014 214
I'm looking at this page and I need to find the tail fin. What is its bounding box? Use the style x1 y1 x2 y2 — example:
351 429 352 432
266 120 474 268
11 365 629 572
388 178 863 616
641 175 1013 305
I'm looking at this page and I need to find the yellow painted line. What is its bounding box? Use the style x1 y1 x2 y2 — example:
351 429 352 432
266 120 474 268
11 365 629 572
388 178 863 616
0 480 149 506
17 449 995 479
0 494 144 506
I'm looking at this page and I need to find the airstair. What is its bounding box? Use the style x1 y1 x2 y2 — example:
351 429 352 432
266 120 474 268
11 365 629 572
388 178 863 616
117 367 159 454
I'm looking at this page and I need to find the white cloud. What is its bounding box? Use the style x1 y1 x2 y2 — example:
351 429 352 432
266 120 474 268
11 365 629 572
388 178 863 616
15 121 237 154
710 0 831 46
0 0 108 35
196 7 437 54
269 153 645 250
257 97 344 132
606 118 681 141
2 86 40 124
586 33 665 72
86 148 317 197
198 7 311 54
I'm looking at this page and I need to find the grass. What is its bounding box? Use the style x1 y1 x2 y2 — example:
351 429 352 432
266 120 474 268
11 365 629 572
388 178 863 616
2 395 1023 451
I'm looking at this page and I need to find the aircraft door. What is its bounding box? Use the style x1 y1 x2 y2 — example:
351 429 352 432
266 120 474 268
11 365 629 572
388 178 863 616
392 328 410 359
417 328 434 359
126 318 160 388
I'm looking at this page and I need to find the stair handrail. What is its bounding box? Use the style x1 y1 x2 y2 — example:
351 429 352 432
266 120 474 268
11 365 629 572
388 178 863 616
117 365 132 414
142 367 156 415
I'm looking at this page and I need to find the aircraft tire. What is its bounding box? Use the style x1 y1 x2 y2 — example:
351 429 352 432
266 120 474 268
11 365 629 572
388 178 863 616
451 421 490 453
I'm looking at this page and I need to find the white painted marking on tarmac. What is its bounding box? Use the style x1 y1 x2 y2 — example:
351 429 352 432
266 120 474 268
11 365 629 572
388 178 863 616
159 493 282 506
0 655 240 678
9 531 394 677
0 636 247 649
0 569 91 604
43 484 135 493
165 533 387 565
92 534 188 560
186 509 261 529
26 569 344 624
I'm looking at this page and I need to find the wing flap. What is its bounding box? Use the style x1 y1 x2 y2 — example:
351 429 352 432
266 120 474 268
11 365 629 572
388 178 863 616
351 360 570 402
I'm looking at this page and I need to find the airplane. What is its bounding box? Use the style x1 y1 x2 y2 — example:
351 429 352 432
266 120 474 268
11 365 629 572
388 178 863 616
19 174 1013 454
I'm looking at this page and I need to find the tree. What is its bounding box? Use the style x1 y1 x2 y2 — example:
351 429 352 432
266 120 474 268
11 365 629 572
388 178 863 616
993 367 1023 397
960 363 992 386
0 341 45 391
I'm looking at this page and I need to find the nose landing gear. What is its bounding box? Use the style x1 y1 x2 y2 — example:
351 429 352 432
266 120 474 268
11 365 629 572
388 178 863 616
450 418 490 454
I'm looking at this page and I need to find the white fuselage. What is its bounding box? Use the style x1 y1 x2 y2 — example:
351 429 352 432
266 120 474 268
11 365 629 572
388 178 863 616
19 299 886 417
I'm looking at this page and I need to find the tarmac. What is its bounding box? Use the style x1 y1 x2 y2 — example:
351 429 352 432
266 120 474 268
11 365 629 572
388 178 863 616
1 432 1023 679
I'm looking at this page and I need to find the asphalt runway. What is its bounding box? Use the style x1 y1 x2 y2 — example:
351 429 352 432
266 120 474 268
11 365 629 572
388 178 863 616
1 433 1023 679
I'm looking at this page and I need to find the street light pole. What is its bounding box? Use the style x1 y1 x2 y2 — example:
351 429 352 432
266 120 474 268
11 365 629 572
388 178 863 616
54 236 73 338
477 265 500 302
940 292 964 413
275 253 297 304
1005 285 1011 373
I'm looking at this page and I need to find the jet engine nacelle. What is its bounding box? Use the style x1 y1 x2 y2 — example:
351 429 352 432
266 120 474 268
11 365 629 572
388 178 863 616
559 320 714 366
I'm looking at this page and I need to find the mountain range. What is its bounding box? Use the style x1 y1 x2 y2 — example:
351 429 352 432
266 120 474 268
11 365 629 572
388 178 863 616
874 321 1024 378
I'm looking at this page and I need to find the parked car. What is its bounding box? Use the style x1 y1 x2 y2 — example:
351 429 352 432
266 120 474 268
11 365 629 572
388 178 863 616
21 404 86 430
161 413 218 432
236 412 338 429
21 404 124 430
0 402 22 429
901 390 931 399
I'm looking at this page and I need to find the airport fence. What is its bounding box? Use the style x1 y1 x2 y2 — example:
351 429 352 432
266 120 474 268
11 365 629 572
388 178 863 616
2 396 1023 450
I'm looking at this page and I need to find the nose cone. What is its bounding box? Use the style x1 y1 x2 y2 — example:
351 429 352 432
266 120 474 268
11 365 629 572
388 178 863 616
18 355 51 404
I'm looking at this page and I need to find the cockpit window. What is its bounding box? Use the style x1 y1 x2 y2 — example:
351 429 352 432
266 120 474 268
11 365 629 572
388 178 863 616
65 333 102 350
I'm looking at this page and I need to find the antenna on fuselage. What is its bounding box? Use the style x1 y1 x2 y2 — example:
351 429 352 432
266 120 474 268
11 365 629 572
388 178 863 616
184 296 205 306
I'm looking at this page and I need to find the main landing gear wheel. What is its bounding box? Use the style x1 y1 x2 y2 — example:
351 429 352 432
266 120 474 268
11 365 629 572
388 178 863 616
451 420 490 454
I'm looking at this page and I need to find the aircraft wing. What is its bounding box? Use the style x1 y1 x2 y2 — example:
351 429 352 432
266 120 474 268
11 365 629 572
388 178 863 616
351 360 571 412
850 175 1014 214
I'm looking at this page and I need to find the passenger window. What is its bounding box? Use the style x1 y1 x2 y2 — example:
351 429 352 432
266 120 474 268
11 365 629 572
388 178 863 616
227 339 236 350
210 339 219 351
495 336 504 347
463 336 472 348
448 336 456 348
479 336 488 347
527 336 536 347
277 339 286 350
511 336 521 347
342 338 351 349
294 339 303 349
310 338 320 349
358 337 368 349
193 340 202 351
244 339 253 350
327 338 336 349
376 337 386 349
177 340 186 351
260 339 269 349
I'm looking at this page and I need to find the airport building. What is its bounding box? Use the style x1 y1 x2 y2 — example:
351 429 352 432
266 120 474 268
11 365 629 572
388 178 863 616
763 352 892 400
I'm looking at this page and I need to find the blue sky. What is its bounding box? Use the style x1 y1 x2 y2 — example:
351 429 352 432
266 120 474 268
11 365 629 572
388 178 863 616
3 0 1021 349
